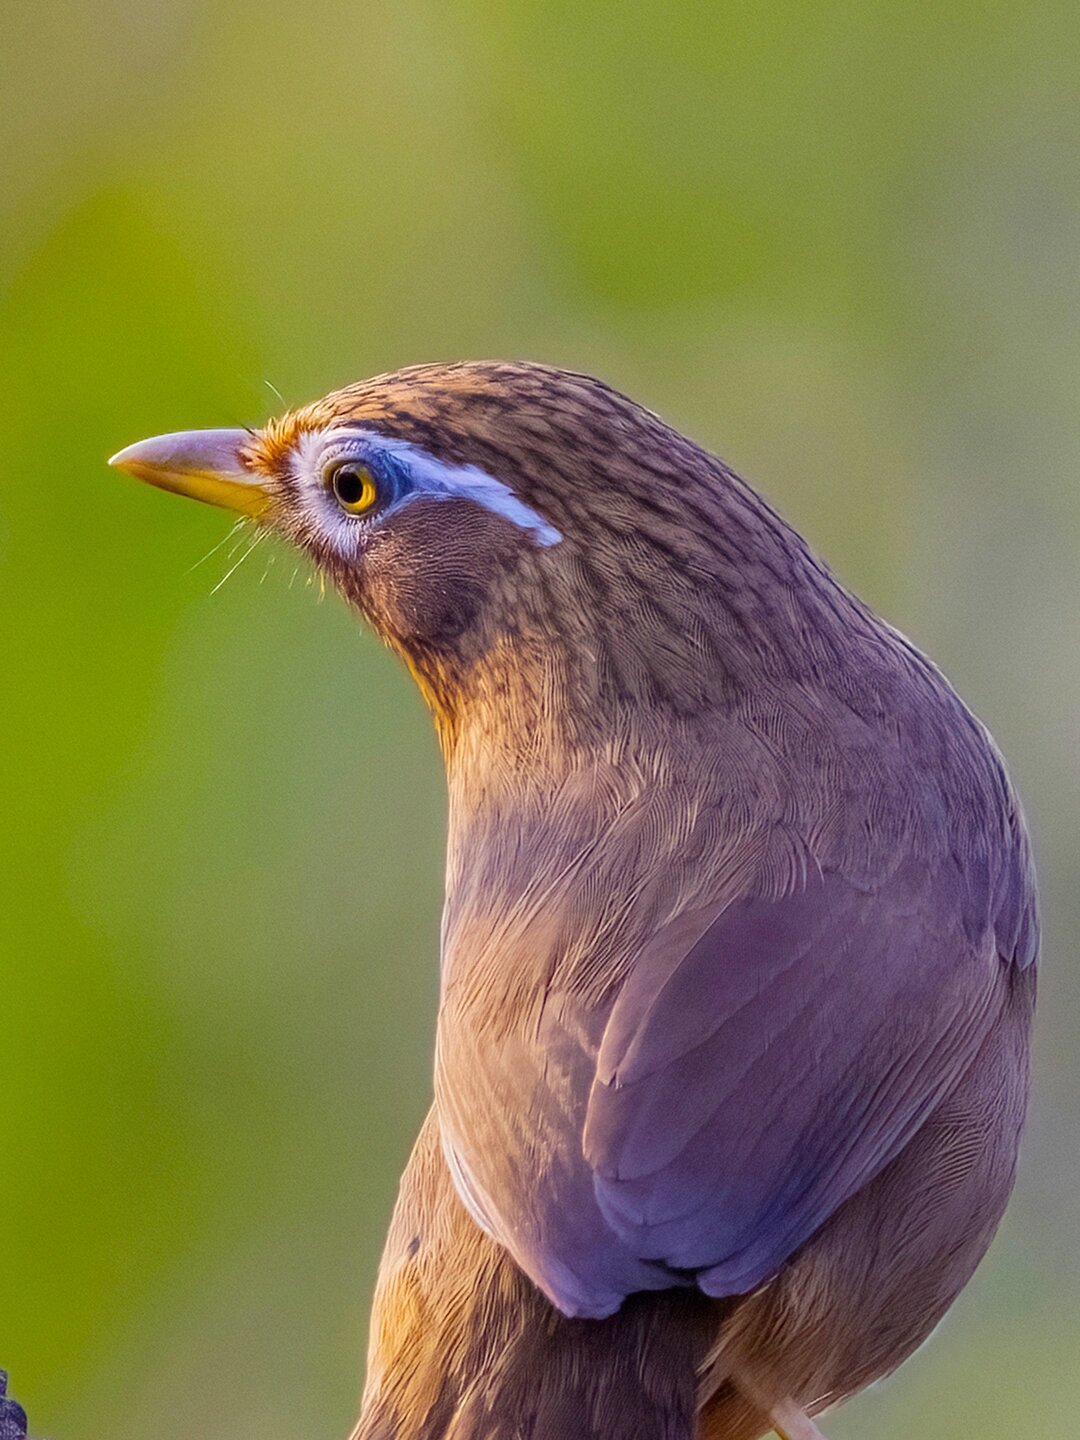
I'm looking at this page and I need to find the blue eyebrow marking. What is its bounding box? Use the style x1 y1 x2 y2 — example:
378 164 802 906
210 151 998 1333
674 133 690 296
344 429 563 547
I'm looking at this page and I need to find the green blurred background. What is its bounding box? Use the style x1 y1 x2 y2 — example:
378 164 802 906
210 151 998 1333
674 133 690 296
2 2 1076 1436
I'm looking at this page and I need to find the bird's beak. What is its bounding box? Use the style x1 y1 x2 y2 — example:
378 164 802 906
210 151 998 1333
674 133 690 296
108 428 274 519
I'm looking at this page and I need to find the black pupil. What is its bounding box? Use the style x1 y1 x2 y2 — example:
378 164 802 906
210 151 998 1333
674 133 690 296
335 467 368 507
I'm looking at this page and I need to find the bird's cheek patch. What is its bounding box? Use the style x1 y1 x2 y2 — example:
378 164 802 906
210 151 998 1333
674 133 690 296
361 500 514 648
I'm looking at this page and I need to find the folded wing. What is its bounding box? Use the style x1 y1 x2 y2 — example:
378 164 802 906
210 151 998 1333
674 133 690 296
584 864 1021 1296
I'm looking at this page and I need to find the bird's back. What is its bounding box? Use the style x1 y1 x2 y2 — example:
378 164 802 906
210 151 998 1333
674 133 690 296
358 945 1031 1440
356 1111 726 1440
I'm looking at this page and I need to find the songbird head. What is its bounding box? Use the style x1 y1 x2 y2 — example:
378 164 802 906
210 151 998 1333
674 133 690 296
112 362 810 749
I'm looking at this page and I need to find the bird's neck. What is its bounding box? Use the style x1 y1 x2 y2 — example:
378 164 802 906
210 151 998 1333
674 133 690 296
428 494 887 915
423 490 879 771
436 673 714 1019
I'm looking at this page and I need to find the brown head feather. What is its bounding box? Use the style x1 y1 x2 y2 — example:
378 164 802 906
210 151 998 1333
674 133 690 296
245 363 879 752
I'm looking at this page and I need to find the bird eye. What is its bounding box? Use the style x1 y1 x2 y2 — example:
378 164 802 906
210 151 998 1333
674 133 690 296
330 464 379 516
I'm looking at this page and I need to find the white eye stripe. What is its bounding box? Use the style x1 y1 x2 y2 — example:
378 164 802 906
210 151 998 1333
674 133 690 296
298 427 563 547
375 433 563 547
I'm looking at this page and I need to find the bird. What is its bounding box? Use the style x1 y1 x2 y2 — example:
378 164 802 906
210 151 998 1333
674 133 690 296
111 361 1038 1440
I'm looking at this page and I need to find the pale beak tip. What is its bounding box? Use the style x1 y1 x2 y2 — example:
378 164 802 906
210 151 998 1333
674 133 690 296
108 438 159 475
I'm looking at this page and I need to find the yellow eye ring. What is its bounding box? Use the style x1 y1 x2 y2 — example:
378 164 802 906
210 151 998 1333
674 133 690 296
330 464 379 515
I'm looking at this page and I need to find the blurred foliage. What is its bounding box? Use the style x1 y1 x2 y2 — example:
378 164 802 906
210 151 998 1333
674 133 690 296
2 2 1077 1437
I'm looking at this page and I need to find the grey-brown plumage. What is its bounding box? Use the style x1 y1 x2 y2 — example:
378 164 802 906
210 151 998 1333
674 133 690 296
112 362 1038 1439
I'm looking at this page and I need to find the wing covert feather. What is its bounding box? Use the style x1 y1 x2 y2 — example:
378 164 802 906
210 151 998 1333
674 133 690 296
584 867 1011 1295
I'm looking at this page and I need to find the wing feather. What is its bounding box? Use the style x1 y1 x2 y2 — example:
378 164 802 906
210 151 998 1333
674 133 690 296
584 865 1012 1294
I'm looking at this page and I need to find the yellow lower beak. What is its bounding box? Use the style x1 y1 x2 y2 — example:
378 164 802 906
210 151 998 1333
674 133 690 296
109 428 273 518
